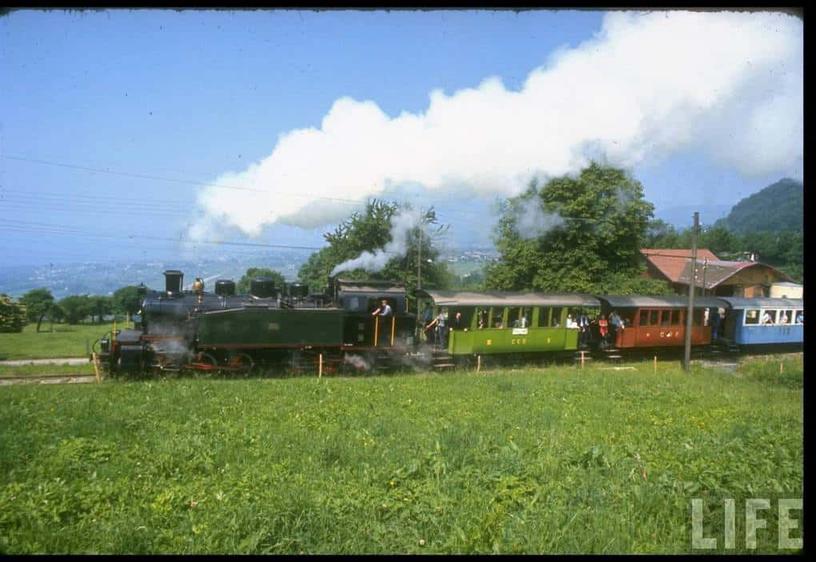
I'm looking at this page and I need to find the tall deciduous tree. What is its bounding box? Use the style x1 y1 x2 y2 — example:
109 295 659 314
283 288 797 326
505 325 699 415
112 286 145 316
298 199 451 300
19 288 55 332
58 295 94 325
486 163 670 294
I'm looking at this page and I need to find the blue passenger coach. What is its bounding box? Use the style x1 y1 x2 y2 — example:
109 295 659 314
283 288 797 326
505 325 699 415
718 297 803 347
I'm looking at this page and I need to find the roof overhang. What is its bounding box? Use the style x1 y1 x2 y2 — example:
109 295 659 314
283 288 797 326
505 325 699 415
716 297 803 310
418 290 600 308
597 295 727 309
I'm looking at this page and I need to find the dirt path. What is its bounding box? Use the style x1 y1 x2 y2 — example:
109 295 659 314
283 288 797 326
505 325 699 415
0 358 89 366
0 374 97 386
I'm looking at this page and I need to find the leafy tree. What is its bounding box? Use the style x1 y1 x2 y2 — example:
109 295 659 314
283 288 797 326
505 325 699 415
699 225 738 256
645 219 687 248
236 268 286 295
59 295 94 325
452 267 488 291
486 163 662 293
112 286 145 316
0 294 26 333
298 199 452 304
90 296 112 324
49 303 66 324
19 288 55 332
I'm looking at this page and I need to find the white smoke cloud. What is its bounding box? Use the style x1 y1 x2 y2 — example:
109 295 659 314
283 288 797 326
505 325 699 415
330 208 422 275
514 205 565 240
343 353 371 371
189 10 802 240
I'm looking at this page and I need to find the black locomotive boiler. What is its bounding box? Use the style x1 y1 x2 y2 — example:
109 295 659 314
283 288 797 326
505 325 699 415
95 270 416 375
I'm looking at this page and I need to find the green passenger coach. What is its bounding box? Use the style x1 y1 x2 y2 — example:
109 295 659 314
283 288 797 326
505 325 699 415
417 291 601 356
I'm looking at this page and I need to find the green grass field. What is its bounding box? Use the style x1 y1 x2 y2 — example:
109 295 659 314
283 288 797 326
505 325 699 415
0 356 802 554
0 323 121 360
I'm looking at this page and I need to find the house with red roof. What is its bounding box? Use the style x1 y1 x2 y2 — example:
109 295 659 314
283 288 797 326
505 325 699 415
640 248 792 297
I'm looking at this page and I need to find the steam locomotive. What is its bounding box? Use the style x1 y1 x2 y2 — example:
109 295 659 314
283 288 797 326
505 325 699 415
94 269 803 376
95 270 416 375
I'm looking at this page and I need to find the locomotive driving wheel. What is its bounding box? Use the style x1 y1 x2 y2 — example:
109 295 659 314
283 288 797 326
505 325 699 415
225 352 255 376
190 352 221 375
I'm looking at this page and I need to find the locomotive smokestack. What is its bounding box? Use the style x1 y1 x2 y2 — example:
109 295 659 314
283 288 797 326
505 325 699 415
164 270 183 296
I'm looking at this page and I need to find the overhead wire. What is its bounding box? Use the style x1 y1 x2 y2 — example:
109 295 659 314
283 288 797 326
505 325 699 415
2 154 640 260
1 154 500 223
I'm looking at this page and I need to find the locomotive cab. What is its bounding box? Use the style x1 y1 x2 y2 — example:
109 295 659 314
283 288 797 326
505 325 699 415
335 278 415 348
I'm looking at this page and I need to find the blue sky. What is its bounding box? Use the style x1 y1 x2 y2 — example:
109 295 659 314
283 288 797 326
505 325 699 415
0 9 802 267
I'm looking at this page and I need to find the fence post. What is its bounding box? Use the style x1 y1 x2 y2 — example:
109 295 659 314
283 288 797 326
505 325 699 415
319 353 323 379
476 354 481 373
654 355 657 375
92 352 101 383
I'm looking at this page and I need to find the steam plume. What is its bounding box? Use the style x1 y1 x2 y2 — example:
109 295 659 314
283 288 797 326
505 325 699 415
514 205 565 240
330 208 422 275
189 11 802 240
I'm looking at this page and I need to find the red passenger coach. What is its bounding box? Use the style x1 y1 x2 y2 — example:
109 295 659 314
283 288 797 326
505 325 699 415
597 295 725 349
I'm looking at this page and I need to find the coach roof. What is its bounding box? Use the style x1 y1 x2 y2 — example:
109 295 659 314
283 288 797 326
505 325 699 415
418 290 600 308
716 297 803 310
597 295 727 309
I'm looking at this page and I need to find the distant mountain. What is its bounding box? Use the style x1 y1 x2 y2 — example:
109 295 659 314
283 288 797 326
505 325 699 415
716 178 803 234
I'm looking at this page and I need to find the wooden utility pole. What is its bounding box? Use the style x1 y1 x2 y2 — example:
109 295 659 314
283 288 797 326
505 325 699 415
416 213 423 340
683 212 700 372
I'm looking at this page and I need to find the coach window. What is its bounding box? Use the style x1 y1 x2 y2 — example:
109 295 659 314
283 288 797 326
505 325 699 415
794 310 803 324
538 307 550 328
487 307 502 329
475 307 488 329
519 307 531 328
455 308 474 329
745 309 760 325
507 307 520 328
639 310 650 326
551 307 564 327
692 309 704 326
649 310 659 326
619 310 635 328
660 310 671 327
671 310 682 326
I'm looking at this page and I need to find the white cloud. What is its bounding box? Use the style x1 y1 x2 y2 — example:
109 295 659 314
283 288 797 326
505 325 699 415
189 10 802 240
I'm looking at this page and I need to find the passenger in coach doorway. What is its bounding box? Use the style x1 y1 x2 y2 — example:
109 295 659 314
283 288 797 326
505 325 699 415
451 311 465 331
598 314 609 348
710 307 721 340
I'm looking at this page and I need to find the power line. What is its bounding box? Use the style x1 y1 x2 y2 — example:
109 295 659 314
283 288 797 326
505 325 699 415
0 218 326 251
1 154 370 206
1 154 506 222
